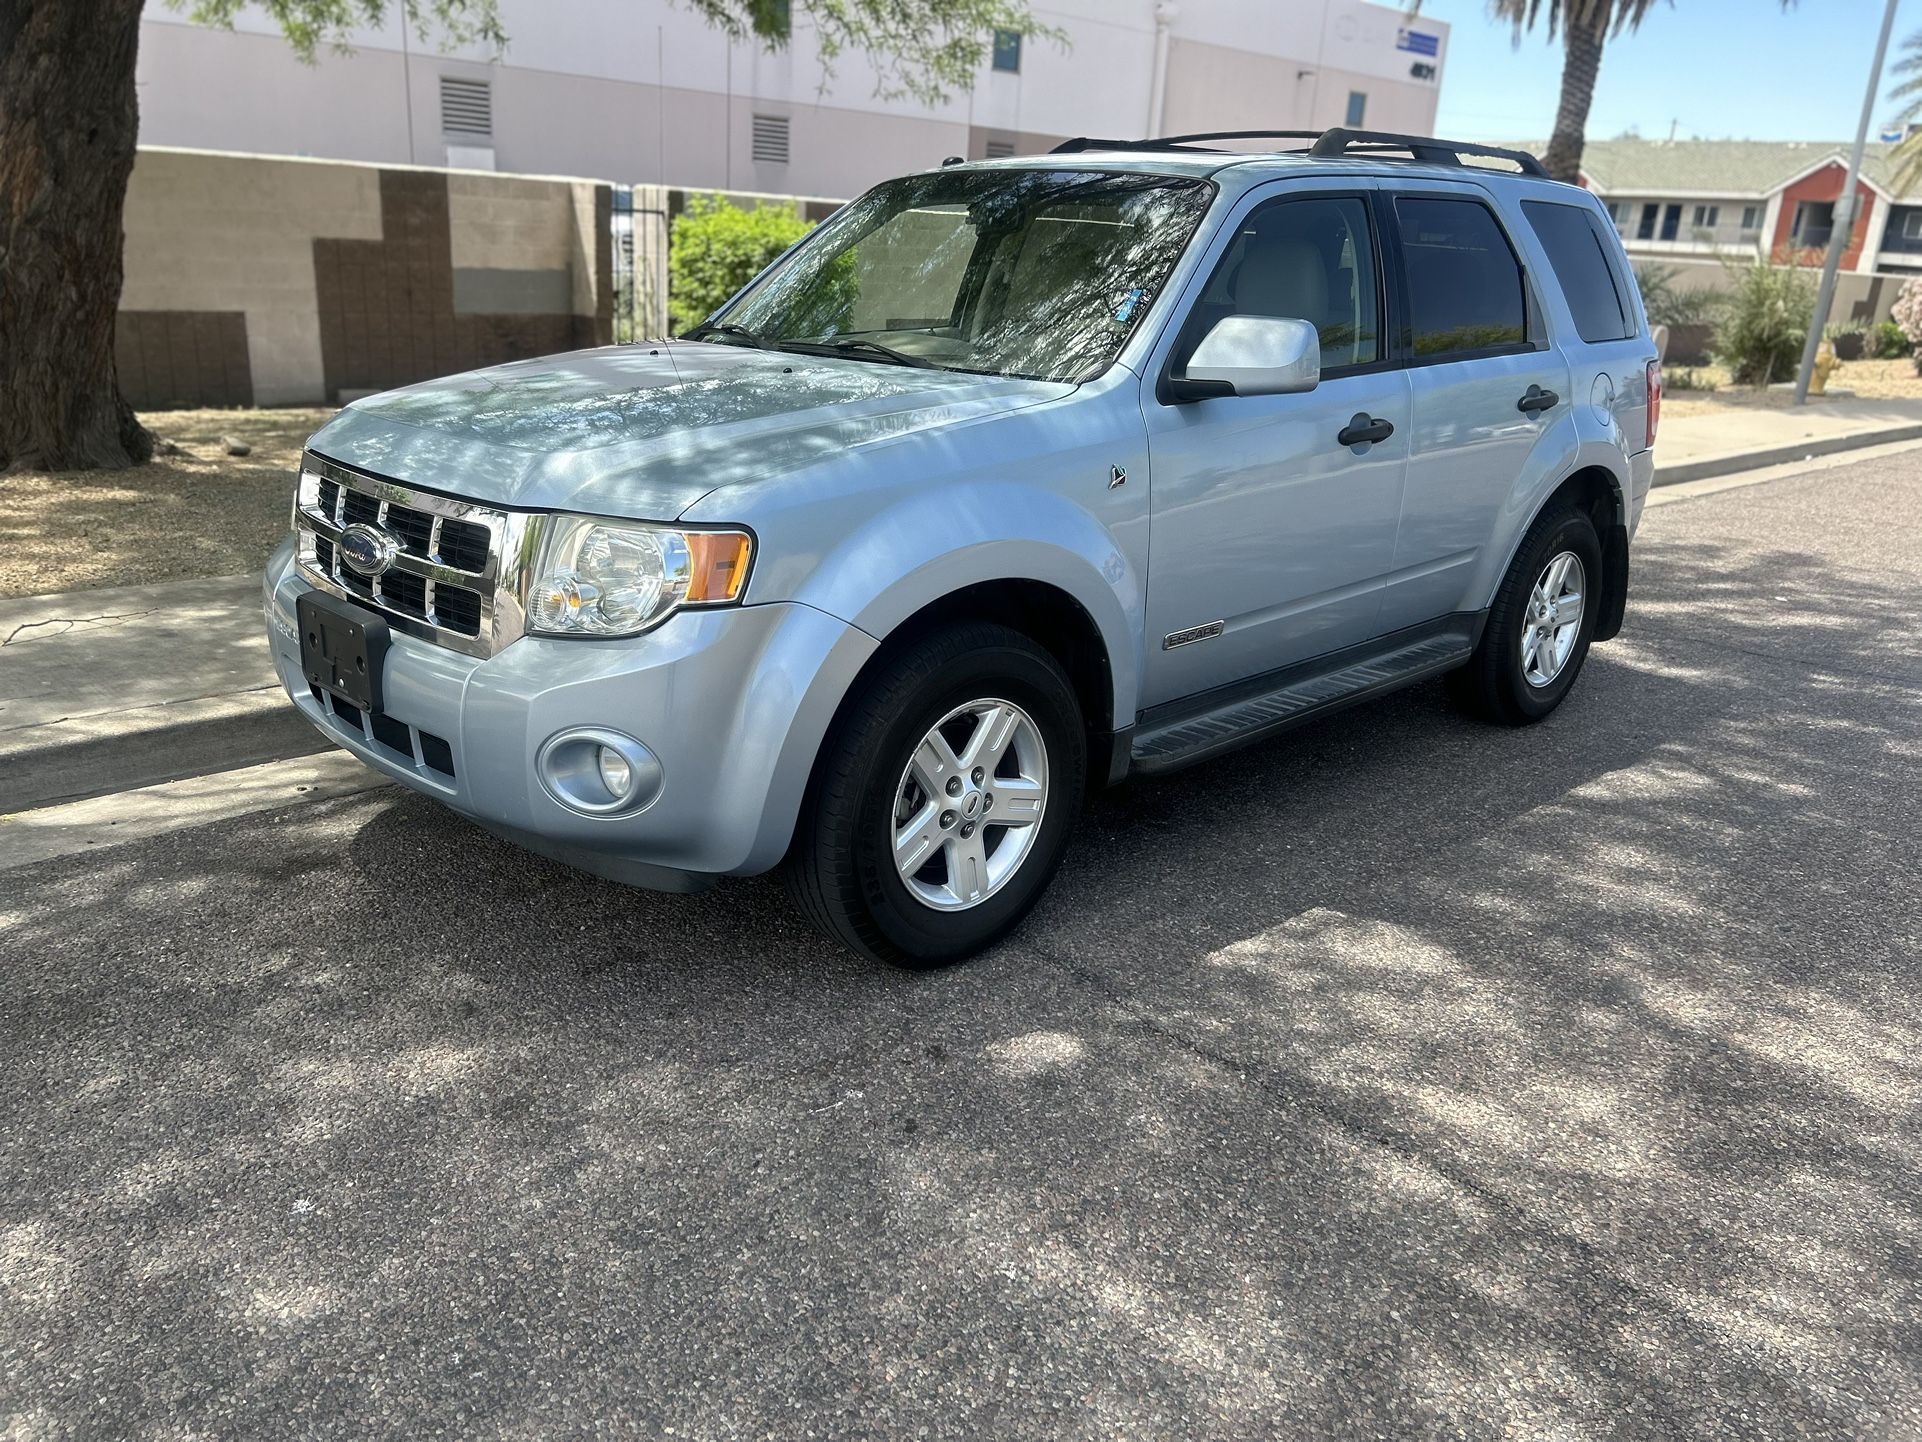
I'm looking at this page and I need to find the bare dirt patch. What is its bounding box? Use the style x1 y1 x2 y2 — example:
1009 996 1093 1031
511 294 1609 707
0 408 331 598
1663 357 1922 419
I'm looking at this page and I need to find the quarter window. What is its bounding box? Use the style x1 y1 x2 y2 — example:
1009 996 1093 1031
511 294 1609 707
1522 200 1634 343
1393 196 1529 358
1185 195 1381 372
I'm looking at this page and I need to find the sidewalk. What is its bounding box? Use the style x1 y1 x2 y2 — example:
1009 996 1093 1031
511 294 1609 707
0 575 322 812
5 401 1919 813
1654 394 1922 485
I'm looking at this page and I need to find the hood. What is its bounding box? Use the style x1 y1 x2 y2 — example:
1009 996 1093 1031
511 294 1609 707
306 343 1075 518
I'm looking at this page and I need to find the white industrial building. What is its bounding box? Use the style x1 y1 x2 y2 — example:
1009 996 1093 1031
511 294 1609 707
135 0 1452 197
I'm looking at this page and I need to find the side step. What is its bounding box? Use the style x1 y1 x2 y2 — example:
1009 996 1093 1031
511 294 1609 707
1130 620 1478 777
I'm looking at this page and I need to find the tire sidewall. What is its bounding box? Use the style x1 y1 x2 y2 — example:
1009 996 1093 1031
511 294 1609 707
847 642 1084 963
1494 510 1603 721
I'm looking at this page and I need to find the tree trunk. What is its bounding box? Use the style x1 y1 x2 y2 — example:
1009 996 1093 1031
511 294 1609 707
1539 13 1607 186
0 0 152 472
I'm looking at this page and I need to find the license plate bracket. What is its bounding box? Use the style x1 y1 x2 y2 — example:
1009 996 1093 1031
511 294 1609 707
297 591 390 712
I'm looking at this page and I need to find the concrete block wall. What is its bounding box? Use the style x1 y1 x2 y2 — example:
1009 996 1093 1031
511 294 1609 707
117 147 616 408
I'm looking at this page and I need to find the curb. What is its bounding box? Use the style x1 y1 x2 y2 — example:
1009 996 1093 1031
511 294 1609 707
1653 422 1922 488
0 689 327 815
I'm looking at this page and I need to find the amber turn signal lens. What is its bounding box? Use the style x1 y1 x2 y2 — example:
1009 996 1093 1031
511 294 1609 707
684 531 753 604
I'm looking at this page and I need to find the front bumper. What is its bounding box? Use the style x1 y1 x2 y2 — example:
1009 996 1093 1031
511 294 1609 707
264 537 877 885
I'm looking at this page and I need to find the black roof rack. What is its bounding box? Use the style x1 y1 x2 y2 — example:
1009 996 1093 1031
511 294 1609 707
1048 126 1551 179
1308 128 1550 177
1051 130 1320 155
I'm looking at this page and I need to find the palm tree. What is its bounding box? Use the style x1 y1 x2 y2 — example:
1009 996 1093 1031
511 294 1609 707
1441 2 1793 185
1885 29 1922 193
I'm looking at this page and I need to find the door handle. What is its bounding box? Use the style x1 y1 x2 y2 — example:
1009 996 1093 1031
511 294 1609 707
1518 384 1559 414
1337 412 1394 447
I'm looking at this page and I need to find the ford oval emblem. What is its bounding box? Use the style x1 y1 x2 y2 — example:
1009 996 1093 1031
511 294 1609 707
338 522 400 578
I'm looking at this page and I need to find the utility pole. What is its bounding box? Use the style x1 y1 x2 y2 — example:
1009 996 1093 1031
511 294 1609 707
1795 0 1900 404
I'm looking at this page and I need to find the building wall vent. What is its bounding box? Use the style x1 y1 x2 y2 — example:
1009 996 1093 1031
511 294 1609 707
440 77 493 140
751 114 791 164
985 139 1016 159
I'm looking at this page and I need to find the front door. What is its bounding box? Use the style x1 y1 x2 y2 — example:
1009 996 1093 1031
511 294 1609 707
1140 185 1410 708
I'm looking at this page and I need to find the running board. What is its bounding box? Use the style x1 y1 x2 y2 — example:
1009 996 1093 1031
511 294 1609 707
1129 619 1479 776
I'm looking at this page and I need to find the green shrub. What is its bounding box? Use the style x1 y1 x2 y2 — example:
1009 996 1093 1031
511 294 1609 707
1665 366 1718 392
1869 317 1912 359
1711 258 1816 387
667 195 814 335
1632 262 1722 331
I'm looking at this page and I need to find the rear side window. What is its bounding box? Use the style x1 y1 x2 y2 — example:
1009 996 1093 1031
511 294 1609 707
1393 196 1529 359
1521 199 1635 342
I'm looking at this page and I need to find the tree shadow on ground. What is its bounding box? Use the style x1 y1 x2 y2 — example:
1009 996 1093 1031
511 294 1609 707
3 490 1919 1438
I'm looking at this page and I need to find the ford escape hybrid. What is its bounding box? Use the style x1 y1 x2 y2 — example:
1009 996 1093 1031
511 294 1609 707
265 127 1660 967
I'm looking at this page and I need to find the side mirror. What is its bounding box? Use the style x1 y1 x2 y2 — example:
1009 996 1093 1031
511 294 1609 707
1169 316 1321 402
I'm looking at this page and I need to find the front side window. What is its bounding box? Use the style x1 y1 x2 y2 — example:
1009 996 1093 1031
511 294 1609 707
1393 196 1529 359
1522 199 1634 344
1182 195 1381 372
713 169 1213 382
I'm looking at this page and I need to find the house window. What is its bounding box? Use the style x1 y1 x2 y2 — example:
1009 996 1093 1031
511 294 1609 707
1740 204 1763 232
1346 91 1367 126
439 76 493 140
1637 203 1659 240
751 114 790 164
1791 199 1834 248
1903 211 1922 240
1692 204 1719 229
992 29 1022 72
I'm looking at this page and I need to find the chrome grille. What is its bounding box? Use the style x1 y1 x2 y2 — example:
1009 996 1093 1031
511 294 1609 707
293 452 532 659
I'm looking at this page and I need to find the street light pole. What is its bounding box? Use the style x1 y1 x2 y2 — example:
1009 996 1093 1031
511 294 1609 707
1795 0 1901 404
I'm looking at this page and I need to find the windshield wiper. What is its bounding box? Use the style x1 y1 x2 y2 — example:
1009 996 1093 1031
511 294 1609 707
780 337 940 369
681 322 774 349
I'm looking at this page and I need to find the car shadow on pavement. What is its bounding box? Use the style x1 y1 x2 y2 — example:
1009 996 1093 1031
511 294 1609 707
3 526 1919 1437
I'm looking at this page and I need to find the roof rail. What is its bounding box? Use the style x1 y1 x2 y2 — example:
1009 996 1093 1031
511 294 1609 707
1049 135 1262 155
1048 127 1552 180
1308 128 1550 178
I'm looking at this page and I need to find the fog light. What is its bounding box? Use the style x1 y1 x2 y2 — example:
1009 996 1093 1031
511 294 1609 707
535 728 663 816
598 745 633 800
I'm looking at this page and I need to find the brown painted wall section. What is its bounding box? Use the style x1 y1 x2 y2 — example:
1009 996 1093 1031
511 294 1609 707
116 311 252 409
315 170 610 404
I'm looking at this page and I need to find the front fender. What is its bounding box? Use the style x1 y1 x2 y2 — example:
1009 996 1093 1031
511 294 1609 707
777 479 1145 729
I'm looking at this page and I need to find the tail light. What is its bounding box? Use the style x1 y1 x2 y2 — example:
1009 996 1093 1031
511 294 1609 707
1646 358 1663 449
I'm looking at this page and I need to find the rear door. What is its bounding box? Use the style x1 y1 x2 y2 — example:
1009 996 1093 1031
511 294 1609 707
1375 183 1574 634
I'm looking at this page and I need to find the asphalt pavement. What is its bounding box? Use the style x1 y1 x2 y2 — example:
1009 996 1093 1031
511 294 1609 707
3 451 1919 1439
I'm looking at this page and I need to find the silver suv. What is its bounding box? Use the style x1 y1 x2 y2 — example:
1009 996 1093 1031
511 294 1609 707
265 128 1660 966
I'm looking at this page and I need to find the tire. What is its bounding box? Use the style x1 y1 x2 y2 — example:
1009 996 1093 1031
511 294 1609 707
785 622 1086 968
1447 503 1604 726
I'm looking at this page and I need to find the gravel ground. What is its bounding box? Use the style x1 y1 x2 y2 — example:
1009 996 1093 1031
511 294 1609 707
2 452 1920 1438
0 408 330 598
1663 356 1922 418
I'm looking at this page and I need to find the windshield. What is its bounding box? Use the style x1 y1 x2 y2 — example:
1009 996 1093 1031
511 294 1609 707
704 169 1214 383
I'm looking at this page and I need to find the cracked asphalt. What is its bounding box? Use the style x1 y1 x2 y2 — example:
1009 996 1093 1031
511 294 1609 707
3 452 1920 1439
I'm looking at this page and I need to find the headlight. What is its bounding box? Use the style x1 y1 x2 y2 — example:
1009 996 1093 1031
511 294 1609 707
527 517 752 638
